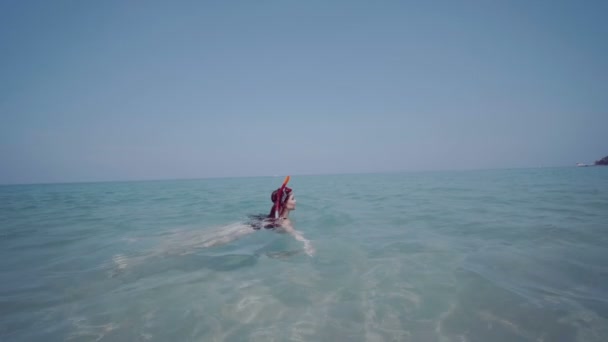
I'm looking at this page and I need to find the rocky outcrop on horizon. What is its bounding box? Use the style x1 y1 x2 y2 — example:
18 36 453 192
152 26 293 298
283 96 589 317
595 156 608 166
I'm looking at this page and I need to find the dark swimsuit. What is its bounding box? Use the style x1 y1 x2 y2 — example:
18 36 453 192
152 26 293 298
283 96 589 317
247 214 281 230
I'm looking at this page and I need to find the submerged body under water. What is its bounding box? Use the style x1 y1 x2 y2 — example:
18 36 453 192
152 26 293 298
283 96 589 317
1 168 608 341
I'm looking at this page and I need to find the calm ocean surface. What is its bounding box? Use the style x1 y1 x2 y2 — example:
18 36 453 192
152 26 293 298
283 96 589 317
1 168 607 341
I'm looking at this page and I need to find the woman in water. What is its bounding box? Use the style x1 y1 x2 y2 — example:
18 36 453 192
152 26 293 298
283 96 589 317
203 179 315 256
249 185 315 256
109 179 313 276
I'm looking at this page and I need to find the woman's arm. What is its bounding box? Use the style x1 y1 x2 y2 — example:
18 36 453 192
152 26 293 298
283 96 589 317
281 220 315 257
201 224 254 248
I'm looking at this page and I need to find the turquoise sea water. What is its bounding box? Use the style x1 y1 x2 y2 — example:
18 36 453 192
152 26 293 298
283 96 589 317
1 168 608 341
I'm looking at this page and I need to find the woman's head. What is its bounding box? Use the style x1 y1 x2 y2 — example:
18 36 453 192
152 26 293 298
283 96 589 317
269 186 296 217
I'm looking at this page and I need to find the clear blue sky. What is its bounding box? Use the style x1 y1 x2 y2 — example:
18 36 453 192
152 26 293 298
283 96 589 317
1 0 607 184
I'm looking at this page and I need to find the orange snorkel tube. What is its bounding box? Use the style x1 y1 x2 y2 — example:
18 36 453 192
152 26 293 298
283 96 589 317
273 175 291 219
